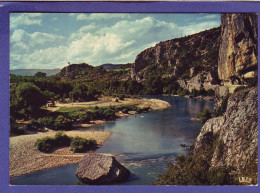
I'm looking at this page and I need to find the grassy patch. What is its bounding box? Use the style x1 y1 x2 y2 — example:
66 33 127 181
56 107 88 119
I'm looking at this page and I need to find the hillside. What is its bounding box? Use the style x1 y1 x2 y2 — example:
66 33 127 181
57 63 131 82
131 27 221 82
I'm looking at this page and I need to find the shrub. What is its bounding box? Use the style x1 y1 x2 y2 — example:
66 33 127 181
54 131 72 147
35 136 55 153
70 137 97 153
38 117 55 129
10 125 25 135
206 89 215 96
25 120 44 132
79 112 93 123
35 131 72 153
177 88 189 97
197 108 212 123
198 87 207 96
213 94 229 117
119 94 125 100
103 108 116 120
234 86 247 93
53 115 73 130
122 108 128 114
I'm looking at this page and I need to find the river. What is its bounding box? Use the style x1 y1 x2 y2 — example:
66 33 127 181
10 96 214 185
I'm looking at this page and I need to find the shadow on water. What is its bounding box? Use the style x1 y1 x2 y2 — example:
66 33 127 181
10 96 214 185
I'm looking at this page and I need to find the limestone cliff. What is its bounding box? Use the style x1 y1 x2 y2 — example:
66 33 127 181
131 27 220 81
218 13 258 85
193 87 258 183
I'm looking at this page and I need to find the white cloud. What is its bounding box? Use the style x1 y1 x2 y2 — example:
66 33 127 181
179 21 220 35
11 29 64 51
10 13 43 29
196 14 219 20
11 46 68 69
10 14 221 69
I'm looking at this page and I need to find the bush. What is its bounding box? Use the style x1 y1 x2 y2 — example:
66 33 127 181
38 117 55 129
119 94 125 100
35 131 72 153
79 112 93 123
234 86 247 93
10 125 25 135
103 108 116 120
213 94 229 117
54 131 72 147
53 115 73 130
122 108 128 114
70 137 97 153
197 108 212 123
35 136 55 153
25 120 44 132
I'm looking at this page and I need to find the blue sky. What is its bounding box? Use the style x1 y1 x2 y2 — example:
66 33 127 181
10 13 221 69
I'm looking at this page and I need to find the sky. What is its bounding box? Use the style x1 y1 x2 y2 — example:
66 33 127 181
10 13 221 69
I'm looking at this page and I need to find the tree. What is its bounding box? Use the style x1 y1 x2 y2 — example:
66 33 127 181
34 72 46 77
12 82 47 119
69 84 96 102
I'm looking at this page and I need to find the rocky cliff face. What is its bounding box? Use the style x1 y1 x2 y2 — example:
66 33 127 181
193 87 258 183
131 27 220 81
218 13 258 85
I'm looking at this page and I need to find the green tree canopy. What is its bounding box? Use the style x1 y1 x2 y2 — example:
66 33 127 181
12 82 47 119
34 72 47 77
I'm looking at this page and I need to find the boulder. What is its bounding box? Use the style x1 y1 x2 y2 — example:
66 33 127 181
75 153 130 185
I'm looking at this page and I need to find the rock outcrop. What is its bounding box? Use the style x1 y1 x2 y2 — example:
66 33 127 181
193 87 258 179
178 72 219 92
75 153 130 185
131 27 220 81
218 13 258 85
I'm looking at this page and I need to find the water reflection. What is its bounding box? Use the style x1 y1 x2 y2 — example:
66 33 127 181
10 96 214 185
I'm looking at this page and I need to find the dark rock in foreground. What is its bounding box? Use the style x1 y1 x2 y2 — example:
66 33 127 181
75 153 130 185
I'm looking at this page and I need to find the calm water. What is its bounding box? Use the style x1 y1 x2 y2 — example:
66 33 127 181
10 96 214 185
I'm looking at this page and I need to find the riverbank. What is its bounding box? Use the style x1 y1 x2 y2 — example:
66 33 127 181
10 97 171 178
9 130 111 178
47 97 171 111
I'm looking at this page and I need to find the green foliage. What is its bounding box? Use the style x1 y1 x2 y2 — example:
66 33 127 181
34 72 46 77
35 131 72 153
198 87 207 96
53 115 73 131
38 117 55 129
177 88 189 97
213 94 229 117
70 137 97 153
35 136 56 153
57 107 88 119
119 94 125 100
54 131 72 147
197 108 212 123
155 132 239 185
79 111 93 123
25 120 44 132
92 107 116 120
234 86 247 93
10 82 47 119
69 83 97 102
207 167 238 185
10 125 25 135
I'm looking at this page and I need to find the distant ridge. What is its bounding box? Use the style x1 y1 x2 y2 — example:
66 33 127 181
10 68 61 76
99 63 132 70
